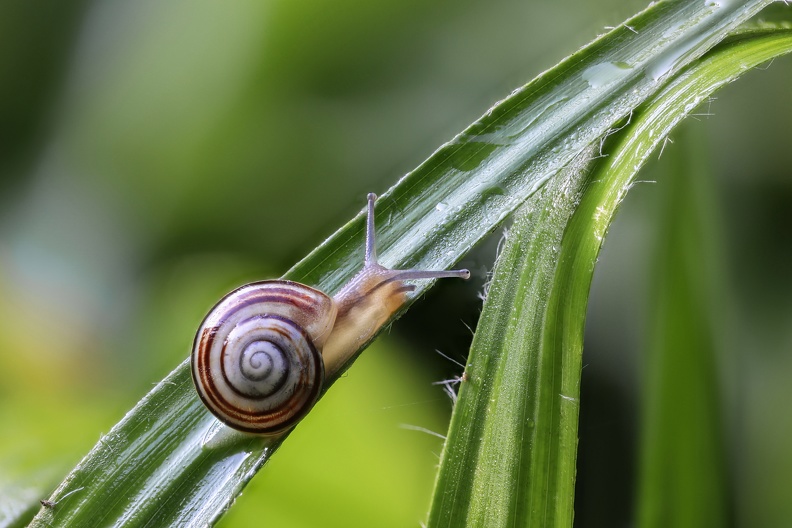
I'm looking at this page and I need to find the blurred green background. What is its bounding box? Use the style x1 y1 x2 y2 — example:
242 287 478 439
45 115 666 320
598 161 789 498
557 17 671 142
1 1 791 526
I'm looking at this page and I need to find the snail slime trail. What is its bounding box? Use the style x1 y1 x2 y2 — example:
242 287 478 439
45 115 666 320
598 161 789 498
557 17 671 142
191 193 470 435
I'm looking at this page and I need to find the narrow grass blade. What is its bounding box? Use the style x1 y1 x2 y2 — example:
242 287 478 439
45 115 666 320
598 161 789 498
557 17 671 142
427 26 792 528
637 123 730 527
427 148 598 528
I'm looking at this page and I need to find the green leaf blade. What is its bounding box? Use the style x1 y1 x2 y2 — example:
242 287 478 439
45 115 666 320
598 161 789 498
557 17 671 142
427 24 792 528
637 122 731 528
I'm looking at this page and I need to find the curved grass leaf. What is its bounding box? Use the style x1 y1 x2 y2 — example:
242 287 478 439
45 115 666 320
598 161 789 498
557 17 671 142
427 25 792 528
30 2 778 526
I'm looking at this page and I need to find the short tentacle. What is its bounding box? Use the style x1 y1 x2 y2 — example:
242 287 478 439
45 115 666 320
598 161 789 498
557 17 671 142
365 193 378 266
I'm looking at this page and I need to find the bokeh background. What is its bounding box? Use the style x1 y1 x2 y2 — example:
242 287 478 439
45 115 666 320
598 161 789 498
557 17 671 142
1 1 791 526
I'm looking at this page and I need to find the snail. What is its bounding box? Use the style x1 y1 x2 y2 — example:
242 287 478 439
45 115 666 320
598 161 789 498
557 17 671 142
191 193 469 435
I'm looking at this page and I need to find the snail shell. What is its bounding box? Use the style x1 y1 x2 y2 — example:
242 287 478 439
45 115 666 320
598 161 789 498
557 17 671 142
193 281 334 434
191 193 469 435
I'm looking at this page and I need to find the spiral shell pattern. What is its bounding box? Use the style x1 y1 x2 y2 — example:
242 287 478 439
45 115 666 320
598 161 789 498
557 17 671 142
192 281 332 434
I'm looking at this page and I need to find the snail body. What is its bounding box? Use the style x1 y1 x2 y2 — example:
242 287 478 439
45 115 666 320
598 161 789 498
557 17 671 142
192 193 469 435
